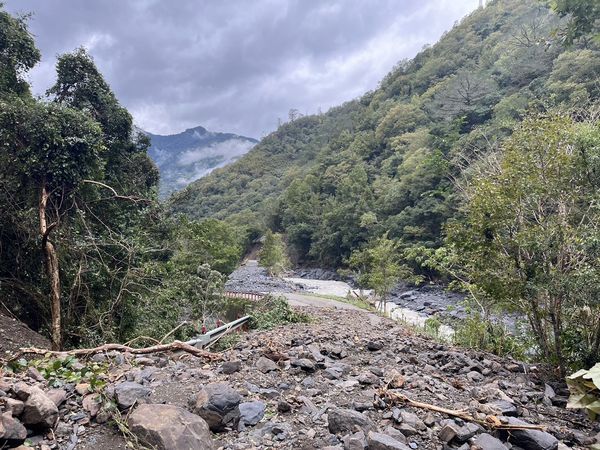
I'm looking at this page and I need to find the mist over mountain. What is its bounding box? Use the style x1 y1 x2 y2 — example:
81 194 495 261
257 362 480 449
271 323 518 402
144 126 257 198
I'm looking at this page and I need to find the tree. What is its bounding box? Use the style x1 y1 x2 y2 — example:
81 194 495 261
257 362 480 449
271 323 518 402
259 230 289 276
442 112 600 373
0 6 40 97
172 218 242 275
0 99 104 349
547 0 600 45
347 234 405 310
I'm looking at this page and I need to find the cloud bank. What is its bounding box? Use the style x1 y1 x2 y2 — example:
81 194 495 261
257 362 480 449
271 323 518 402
4 0 477 138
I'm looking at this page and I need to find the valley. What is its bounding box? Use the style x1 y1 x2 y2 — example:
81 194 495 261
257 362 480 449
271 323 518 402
1 0 600 449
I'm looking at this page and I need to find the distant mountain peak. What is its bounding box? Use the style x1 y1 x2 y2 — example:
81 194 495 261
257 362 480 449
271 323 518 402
142 125 257 199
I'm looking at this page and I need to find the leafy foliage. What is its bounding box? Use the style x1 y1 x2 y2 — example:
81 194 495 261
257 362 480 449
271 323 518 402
436 112 600 372
567 364 600 421
259 230 290 276
171 0 600 275
347 234 412 306
9 356 108 391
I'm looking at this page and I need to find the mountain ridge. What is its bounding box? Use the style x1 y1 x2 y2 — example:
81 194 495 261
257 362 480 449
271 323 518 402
169 0 600 267
142 125 258 198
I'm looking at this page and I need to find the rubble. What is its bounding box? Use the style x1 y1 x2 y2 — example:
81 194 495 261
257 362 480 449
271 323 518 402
0 306 596 449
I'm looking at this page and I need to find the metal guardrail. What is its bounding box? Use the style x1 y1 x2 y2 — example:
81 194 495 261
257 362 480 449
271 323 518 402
224 291 265 301
186 315 251 348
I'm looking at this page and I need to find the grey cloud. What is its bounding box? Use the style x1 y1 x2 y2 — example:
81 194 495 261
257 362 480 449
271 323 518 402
5 0 476 138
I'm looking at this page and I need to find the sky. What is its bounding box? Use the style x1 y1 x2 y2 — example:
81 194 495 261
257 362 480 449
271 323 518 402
4 0 477 139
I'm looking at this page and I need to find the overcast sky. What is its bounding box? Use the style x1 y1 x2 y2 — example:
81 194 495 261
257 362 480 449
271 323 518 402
4 0 476 138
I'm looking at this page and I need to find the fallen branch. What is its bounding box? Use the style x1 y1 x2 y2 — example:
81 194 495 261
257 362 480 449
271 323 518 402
377 388 545 432
7 340 221 363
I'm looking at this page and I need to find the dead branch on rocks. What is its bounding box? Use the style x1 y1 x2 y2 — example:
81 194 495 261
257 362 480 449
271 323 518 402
7 340 221 363
377 388 545 432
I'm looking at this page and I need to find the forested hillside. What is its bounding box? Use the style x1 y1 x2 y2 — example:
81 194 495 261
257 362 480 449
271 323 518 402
170 0 600 267
0 7 245 350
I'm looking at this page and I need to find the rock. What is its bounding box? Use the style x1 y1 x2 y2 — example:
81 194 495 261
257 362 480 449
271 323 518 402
128 403 215 450
256 356 278 373
26 367 45 382
367 341 383 351
277 400 292 413
439 423 459 442
238 401 265 427
290 358 316 372
358 372 379 385
75 383 90 395
0 412 27 447
191 382 241 431
82 394 102 417
500 417 558 450
221 360 242 375
343 430 367 450
12 383 31 401
324 367 344 380
328 407 373 435
21 387 59 429
400 410 427 431
455 422 480 441
489 399 518 416
383 426 407 443
114 381 151 409
3 398 24 416
467 371 484 382
45 388 67 407
367 431 411 450
472 433 509 450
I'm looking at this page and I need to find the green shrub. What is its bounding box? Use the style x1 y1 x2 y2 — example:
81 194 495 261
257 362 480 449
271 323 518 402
453 313 529 360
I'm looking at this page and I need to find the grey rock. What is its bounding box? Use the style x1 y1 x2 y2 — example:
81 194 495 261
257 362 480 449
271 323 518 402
490 400 518 416
367 341 383 351
367 431 411 450
473 433 509 450
21 387 59 429
255 356 278 373
221 360 242 375
343 430 367 450
45 388 67 407
328 407 373 435
277 400 292 413
500 417 558 450
191 382 241 431
114 382 151 409
383 426 407 444
0 412 27 447
290 358 316 372
128 403 215 450
3 398 24 416
455 422 480 441
398 410 426 431
238 401 265 427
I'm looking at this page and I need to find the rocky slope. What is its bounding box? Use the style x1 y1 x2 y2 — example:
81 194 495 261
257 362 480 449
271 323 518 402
0 306 596 449
144 126 257 198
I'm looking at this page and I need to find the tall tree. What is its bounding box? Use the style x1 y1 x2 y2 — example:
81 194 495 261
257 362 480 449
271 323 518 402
0 99 104 349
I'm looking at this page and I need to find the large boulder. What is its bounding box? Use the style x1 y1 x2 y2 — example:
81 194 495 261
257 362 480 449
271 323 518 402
114 381 151 409
501 417 558 450
129 404 215 450
327 407 374 435
21 387 58 429
190 383 241 431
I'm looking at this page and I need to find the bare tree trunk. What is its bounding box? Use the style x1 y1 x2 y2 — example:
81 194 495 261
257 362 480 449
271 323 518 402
39 180 61 350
